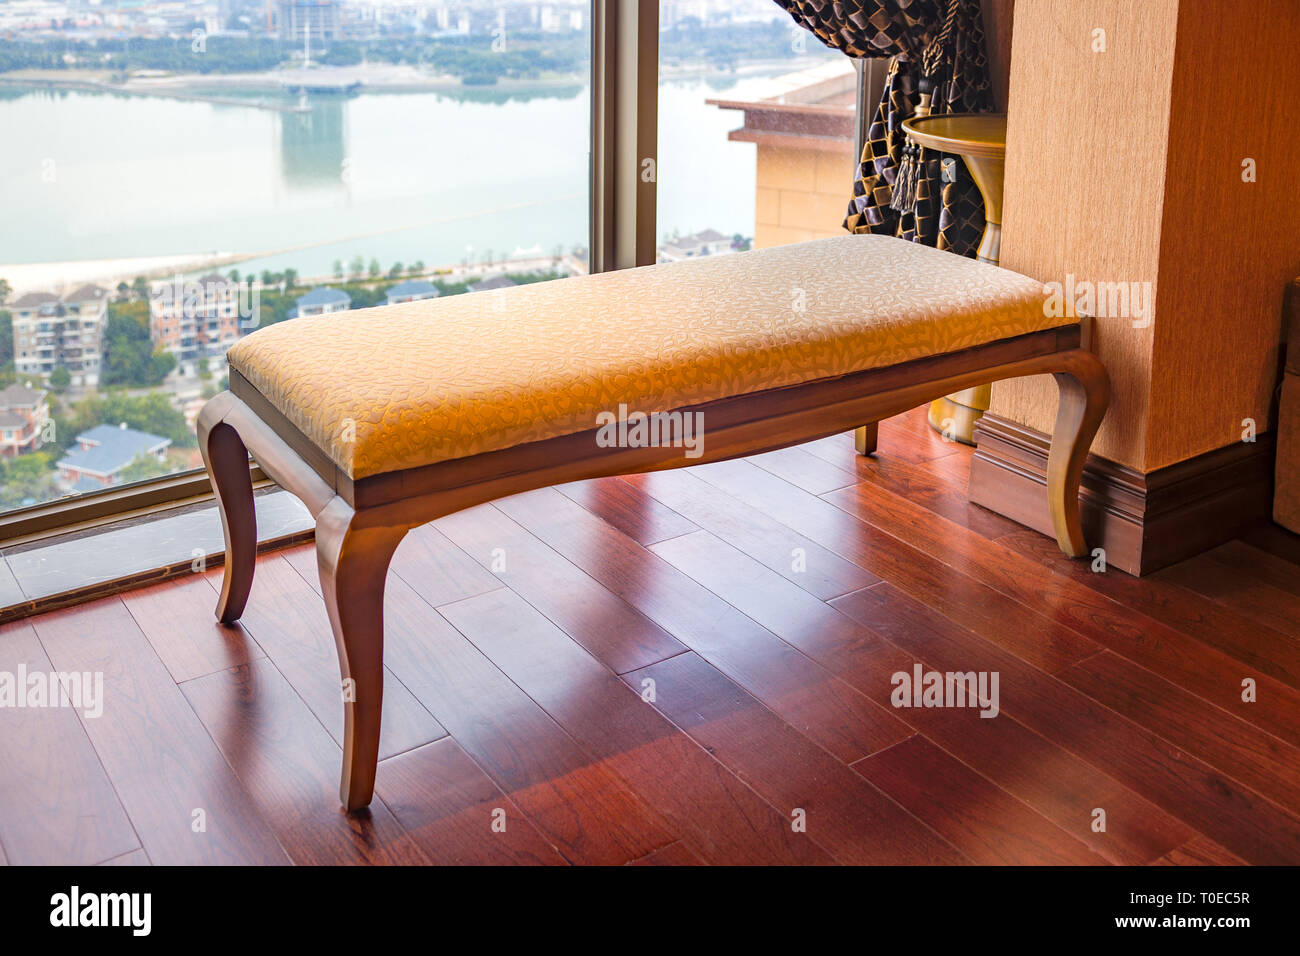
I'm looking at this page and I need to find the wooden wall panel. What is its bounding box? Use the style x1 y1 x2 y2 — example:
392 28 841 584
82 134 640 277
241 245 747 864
1146 0 1300 469
991 0 1300 472
993 0 1178 469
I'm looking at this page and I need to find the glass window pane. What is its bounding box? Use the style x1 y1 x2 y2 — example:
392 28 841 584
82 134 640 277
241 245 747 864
0 3 591 515
657 0 856 257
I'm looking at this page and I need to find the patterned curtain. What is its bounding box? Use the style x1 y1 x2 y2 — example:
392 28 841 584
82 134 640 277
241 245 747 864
772 0 993 257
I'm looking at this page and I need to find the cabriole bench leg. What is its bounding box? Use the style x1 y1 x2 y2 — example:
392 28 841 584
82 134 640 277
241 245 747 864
198 402 257 625
315 497 408 813
1046 351 1111 558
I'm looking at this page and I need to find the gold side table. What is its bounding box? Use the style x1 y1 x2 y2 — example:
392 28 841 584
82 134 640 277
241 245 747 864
902 113 1008 445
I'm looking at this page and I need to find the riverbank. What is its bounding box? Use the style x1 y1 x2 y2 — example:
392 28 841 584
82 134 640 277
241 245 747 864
0 55 805 102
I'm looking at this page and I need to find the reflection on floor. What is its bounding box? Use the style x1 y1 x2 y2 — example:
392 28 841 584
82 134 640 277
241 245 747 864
2 406 1297 865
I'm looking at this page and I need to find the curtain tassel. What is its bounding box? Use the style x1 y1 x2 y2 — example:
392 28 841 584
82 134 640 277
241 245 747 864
890 86 933 215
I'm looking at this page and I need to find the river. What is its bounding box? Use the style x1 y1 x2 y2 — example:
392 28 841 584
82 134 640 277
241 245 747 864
0 71 797 282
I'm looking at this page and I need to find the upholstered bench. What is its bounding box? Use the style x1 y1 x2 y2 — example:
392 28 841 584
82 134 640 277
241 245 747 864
198 234 1108 811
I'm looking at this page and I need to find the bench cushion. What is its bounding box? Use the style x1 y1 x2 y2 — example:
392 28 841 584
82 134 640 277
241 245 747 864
227 234 1055 480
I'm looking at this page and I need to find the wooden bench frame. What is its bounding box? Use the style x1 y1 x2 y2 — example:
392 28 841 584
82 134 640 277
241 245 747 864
198 322 1108 811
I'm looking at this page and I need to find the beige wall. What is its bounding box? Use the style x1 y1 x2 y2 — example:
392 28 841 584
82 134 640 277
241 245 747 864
993 0 1300 472
754 147 857 250
1146 0 1300 468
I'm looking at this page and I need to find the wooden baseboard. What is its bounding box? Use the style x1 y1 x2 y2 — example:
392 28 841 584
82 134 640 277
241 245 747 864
969 414 1276 575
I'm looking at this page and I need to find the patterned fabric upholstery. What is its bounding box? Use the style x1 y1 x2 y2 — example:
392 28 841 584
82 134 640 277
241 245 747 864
771 0 992 255
227 236 1061 480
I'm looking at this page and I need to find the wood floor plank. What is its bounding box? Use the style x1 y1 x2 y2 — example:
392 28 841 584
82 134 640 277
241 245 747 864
556 476 698 545
747 445 859 495
832 583 1300 864
122 572 266 683
32 599 288 865
1152 835 1248 866
385 525 505 609
1241 522 1300 568
1206 540 1300 598
437 587 835 864
997 529 1300 690
692 459 1096 674
182 657 428 865
854 735 1108 865
824 478 1300 746
98 849 151 866
647 529 912 757
0 620 139 866
225 554 447 761
1059 650 1300 816
377 573 675 865
633 532 1190 864
629 842 707 865
495 486 901 764
808 438 1025 539
375 737 569 865
625 467 878 600
801 608 1189 863
625 651 966 865
431 502 686 674
1158 549 1300 639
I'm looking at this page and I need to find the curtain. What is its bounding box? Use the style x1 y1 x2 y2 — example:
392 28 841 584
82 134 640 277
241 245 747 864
772 0 993 257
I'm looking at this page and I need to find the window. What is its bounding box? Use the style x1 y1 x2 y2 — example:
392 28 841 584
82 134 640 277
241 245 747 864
657 2 855 260
0 2 592 523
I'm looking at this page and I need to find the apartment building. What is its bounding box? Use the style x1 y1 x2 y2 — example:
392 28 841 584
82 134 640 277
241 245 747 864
9 284 109 387
0 383 51 457
149 273 242 373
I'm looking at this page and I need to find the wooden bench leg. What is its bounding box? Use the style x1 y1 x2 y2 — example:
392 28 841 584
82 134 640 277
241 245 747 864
315 497 407 812
1047 351 1111 558
198 404 256 625
854 422 879 456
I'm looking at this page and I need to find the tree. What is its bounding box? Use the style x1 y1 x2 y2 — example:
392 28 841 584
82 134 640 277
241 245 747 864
333 260 344 279
0 310 11 368
283 267 297 290
0 453 53 509
48 366 71 393
101 302 177 387
0 278 10 306
227 268 241 283
76 391 193 448
367 258 381 278
116 281 131 299
349 255 365 278
388 262 404 278
409 260 425 275
118 452 172 484
130 276 150 300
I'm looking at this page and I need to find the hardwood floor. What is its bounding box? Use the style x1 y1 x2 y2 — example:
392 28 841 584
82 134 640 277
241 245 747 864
3 406 1296 865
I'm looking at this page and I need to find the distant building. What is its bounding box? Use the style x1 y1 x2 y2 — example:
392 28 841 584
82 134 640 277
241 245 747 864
708 61 858 249
469 275 517 293
295 286 351 317
149 274 242 372
56 423 171 490
277 0 341 42
0 383 51 457
10 284 109 387
385 279 441 306
657 229 735 262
